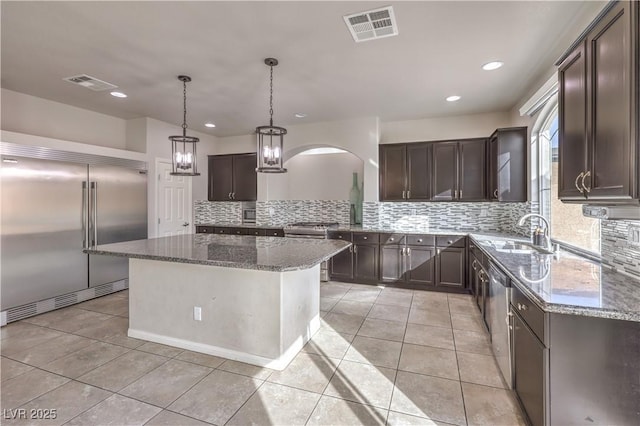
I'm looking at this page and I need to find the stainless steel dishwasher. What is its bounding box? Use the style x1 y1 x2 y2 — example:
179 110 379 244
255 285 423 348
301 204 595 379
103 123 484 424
488 262 512 388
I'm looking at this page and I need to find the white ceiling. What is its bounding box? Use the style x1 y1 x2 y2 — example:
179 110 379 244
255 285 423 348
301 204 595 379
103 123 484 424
1 1 604 137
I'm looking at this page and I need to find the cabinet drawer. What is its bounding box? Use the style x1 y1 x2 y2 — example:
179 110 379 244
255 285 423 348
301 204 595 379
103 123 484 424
380 233 405 245
264 228 284 237
511 285 545 342
196 226 215 234
353 232 379 244
214 227 231 235
328 231 352 242
406 235 435 246
436 235 466 248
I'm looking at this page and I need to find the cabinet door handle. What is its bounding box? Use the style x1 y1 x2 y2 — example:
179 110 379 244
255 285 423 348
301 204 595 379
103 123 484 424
407 190 411 198
574 172 585 193
459 189 462 199
401 247 405 256
517 303 528 311
407 247 411 255
228 192 232 199
402 190 406 199
417 238 422 243
494 189 499 198
389 237 395 242
349 245 353 253
363 236 368 240
353 245 357 254
581 171 591 193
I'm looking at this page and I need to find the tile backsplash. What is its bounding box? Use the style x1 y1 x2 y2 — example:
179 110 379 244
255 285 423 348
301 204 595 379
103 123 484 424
256 200 351 226
363 201 534 235
194 200 241 223
601 219 640 278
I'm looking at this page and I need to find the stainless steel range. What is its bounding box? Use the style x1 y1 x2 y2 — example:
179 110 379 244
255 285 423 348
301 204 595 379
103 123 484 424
284 222 339 281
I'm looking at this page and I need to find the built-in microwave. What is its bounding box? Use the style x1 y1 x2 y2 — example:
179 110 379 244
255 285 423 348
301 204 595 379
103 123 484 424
242 202 256 224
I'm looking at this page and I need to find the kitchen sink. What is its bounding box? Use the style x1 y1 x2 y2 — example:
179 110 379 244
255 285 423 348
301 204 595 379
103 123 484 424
479 240 554 255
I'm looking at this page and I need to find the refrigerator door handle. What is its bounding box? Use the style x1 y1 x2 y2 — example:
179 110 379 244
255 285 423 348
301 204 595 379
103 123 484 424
82 181 88 249
90 181 98 246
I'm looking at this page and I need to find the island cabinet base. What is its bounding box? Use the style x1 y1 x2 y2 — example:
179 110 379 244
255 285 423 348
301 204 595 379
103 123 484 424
127 258 321 371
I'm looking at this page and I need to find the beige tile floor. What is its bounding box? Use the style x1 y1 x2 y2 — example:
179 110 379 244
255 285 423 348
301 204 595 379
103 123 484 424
0 283 526 426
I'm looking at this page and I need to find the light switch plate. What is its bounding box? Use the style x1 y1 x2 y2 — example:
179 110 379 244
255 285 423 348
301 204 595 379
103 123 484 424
628 225 640 246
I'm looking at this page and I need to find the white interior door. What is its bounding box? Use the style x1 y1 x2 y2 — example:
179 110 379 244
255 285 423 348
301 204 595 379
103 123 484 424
157 160 192 236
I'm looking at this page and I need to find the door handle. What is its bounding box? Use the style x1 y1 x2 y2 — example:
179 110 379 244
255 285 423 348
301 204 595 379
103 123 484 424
232 192 236 199
581 171 591 193
493 189 499 198
90 181 98 246
407 247 411 255
407 190 411 198
402 190 406 199
574 172 585 193
182 222 190 227
228 192 232 199
353 245 358 254
82 181 88 249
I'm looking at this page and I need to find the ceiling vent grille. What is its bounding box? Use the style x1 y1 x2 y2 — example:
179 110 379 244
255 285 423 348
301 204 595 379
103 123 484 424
343 6 398 42
63 74 118 91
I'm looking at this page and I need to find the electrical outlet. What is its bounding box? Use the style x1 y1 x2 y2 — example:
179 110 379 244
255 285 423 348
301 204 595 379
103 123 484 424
629 225 640 246
193 306 202 321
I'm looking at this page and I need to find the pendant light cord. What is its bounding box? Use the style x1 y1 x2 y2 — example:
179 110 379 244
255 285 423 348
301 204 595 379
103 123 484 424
269 64 274 127
182 79 188 137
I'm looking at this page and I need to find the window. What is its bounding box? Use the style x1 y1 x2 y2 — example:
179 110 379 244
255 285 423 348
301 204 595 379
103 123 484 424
538 104 600 254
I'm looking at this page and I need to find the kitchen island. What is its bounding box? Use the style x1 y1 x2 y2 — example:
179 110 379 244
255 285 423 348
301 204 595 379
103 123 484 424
85 234 350 370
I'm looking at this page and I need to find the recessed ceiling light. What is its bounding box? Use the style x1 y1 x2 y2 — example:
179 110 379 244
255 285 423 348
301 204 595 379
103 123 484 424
294 113 307 118
204 123 216 128
482 61 504 71
446 95 461 102
110 91 127 98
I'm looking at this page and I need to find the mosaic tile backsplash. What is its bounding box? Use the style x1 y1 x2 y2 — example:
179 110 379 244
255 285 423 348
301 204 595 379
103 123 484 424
363 201 534 235
256 200 351 226
194 200 242 223
601 220 640 278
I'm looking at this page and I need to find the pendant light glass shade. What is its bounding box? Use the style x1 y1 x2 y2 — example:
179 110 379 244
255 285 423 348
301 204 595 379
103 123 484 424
170 75 200 176
256 58 287 173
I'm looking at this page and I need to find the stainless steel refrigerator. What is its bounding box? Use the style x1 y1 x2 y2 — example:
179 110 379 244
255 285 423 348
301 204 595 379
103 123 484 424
1 143 147 323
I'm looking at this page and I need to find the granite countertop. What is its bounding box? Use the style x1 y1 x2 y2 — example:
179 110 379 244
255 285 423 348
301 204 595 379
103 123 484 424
84 234 351 272
469 234 640 322
195 222 283 229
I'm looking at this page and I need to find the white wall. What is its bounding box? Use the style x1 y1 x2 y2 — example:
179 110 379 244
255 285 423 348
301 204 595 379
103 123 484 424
1 88 128 149
381 111 512 143
282 152 363 200
214 117 380 201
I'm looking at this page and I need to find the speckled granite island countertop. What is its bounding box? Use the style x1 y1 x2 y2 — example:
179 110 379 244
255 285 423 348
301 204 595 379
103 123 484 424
469 234 640 322
85 234 351 272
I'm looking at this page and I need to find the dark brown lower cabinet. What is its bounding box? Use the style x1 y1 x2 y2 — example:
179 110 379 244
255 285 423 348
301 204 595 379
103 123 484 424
354 244 379 282
406 246 436 286
329 246 353 281
513 311 546 426
380 245 403 282
436 246 465 288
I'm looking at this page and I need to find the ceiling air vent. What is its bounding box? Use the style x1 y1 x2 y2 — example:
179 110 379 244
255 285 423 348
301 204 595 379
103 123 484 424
343 6 398 43
63 74 118 91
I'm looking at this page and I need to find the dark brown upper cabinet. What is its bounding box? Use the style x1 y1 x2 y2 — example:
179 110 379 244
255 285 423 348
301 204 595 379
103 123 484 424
432 139 487 201
557 1 639 203
487 127 528 202
208 153 257 201
379 143 432 201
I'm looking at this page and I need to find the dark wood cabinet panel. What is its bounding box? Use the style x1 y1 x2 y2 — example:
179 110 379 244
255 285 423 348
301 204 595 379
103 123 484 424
587 2 633 200
406 246 436 286
436 247 465 288
354 244 379 282
432 142 458 201
406 143 432 200
458 139 486 201
330 247 353 281
513 312 546 426
380 246 404 282
488 128 528 202
208 156 234 201
232 154 258 201
558 42 589 200
557 1 638 203
208 153 257 201
379 145 407 201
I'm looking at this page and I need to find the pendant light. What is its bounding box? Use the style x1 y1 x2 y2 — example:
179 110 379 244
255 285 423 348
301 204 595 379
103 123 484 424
256 58 287 173
169 75 200 176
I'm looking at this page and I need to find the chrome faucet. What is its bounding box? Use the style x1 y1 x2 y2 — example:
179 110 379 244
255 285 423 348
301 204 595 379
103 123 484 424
517 213 554 252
